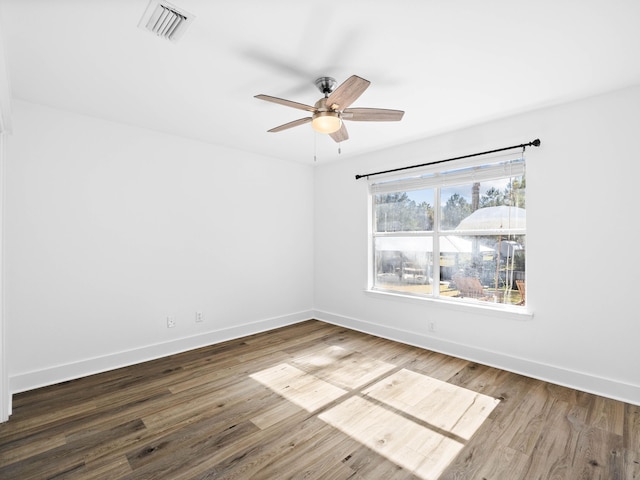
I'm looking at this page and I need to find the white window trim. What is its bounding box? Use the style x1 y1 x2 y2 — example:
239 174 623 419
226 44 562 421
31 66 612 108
364 288 533 320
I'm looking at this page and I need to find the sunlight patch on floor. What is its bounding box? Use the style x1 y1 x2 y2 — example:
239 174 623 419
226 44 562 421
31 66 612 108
364 368 500 441
249 363 347 412
291 345 397 389
319 396 463 480
250 349 500 479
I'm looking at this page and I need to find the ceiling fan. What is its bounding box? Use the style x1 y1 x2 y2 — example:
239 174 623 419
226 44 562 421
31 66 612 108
255 75 404 143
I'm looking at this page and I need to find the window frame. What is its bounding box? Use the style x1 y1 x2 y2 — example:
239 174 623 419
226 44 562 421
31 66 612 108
367 152 531 317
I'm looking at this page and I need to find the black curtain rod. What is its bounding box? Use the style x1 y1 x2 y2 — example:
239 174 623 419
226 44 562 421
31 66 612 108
354 138 541 180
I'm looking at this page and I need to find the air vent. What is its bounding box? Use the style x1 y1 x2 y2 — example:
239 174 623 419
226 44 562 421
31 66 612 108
138 0 194 42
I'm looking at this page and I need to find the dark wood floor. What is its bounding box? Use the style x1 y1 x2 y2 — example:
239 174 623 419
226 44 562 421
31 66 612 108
0 320 638 479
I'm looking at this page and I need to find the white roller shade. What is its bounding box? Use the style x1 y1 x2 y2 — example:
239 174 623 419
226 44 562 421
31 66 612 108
369 152 525 195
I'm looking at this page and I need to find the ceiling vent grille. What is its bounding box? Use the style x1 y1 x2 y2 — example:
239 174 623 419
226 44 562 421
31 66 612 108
138 0 194 42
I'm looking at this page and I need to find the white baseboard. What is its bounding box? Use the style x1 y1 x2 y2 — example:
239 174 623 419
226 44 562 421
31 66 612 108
313 309 640 406
10 309 639 408
9 310 314 395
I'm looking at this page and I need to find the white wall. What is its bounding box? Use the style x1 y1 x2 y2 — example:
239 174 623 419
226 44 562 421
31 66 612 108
5 85 640 408
0 134 7 421
314 84 640 405
0 12 11 421
5 100 314 392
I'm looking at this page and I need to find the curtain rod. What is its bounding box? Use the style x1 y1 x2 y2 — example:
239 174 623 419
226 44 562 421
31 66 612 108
354 138 541 180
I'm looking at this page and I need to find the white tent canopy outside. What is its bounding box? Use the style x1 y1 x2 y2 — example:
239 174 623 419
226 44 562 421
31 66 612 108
456 205 526 230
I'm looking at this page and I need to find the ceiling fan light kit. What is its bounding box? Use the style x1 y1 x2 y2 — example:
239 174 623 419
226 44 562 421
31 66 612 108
312 112 342 134
255 74 404 143
311 94 342 134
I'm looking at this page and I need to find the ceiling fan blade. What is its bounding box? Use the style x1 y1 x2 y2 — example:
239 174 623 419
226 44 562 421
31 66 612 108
267 117 312 133
329 122 349 143
342 107 405 121
255 94 316 113
326 75 370 110
243 49 313 80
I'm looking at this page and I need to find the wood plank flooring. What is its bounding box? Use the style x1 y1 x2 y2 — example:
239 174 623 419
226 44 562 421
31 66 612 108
0 320 638 479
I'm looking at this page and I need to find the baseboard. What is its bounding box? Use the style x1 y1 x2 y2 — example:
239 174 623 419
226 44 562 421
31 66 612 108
312 309 640 406
10 309 639 406
9 310 314 395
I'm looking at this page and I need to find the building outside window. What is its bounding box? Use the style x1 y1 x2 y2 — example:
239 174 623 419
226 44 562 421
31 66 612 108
370 153 526 307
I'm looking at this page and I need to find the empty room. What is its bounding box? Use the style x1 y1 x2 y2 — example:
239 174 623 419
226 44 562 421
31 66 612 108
0 1 638 479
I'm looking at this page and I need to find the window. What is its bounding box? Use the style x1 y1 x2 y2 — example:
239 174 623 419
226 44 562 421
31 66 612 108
370 153 526 307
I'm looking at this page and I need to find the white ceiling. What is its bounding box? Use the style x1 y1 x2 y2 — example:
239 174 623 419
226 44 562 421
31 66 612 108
1 0 639 164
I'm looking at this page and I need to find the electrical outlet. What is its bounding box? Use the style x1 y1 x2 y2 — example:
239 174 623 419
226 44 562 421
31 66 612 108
167 316 176 328
196 311 203 323
428 321 436 332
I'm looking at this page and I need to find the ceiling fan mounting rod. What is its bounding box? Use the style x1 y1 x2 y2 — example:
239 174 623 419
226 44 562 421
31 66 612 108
314 76 337 97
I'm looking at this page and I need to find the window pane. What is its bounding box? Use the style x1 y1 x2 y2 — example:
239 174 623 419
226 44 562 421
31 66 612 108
374 236 433 295
441 176 525 230
374 189 434 232
442 235 525 305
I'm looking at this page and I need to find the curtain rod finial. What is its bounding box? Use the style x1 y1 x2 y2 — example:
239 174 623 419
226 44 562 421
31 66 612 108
532 138 541 147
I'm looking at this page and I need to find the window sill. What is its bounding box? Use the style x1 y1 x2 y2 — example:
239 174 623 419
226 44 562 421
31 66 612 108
364 288 534 320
